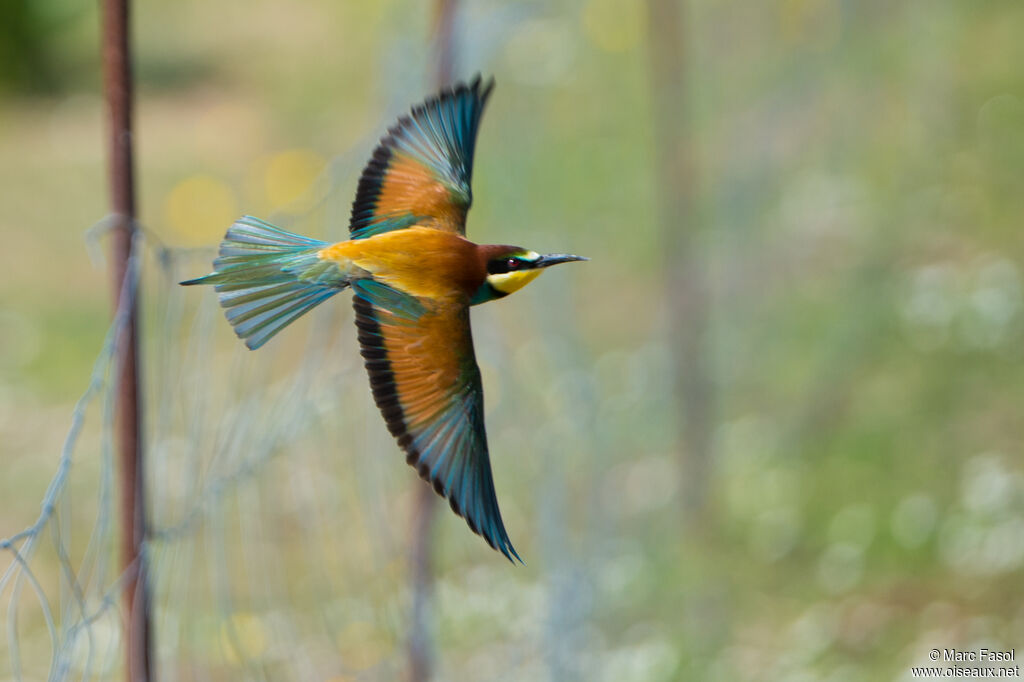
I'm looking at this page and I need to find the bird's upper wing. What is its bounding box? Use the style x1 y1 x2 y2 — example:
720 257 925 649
349 76 494 239
351 279 519 562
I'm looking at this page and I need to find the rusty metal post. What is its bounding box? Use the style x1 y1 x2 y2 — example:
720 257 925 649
100 0 152 679
433 0 457 89
646 0 715 529
407 5 458 681
407 483 437 682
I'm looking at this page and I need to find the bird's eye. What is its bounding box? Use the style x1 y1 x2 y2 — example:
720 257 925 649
488 257 524 274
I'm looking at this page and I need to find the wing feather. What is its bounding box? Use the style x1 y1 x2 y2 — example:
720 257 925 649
349 76 495 239
352 289 520 562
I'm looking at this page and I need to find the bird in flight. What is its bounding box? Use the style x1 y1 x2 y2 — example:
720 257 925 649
182 76 586 562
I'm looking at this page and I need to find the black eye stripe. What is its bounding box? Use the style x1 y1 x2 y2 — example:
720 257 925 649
488 257 522 274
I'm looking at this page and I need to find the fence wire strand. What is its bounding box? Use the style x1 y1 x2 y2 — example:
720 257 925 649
2 133 604 681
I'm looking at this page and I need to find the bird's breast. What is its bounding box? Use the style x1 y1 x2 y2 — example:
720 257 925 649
318 227 485 302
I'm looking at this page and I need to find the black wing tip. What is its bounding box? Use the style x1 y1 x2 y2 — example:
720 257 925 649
411 73 495 122
368 74 496 162
500 538 524 565
353 287 522 563
348 75 495 235
447 72 495 98
399 441 521 563
417 459 522 564
475 74 496 103
435 473 523 564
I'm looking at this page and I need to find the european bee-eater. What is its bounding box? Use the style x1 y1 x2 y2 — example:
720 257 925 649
182 76 586 562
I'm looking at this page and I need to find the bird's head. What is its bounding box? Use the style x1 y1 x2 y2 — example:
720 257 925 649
472 246 588 304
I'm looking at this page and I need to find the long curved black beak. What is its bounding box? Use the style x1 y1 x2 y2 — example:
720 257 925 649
534 253 589 268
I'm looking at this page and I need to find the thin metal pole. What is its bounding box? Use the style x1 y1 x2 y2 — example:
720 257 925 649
646 0 715 529
101 0 152 679
407 5 457 681
407 483 436 682
433 0 456 89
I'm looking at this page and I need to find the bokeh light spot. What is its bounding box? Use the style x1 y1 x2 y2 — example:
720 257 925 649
164 174 237 246
583 0 643 54
263 148 326 209
335 621 391 670
751 506 802 562
828 503 876 551
817 543 864 594
891 493 938 549
220 611 268 664
962 454 1013 516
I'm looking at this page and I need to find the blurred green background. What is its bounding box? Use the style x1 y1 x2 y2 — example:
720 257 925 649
2 0 1024 680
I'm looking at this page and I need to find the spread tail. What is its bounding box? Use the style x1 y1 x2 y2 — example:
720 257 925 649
181 216 348 349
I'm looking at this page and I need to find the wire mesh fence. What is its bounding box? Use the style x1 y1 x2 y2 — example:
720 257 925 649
0 199 645 680
7 3 1024 681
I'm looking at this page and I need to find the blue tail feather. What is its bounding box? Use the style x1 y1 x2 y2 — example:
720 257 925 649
181 216 348 349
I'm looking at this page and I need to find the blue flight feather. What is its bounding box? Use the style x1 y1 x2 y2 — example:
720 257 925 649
351 279 428 322
408 369 520 564
351 297 521 563
349 213 420 241
181 216 348 349
349 75 494 238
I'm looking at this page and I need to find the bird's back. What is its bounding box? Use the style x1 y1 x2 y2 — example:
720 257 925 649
319 226 486 304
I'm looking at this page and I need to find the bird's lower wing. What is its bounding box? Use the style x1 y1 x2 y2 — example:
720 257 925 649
351 280 520 562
